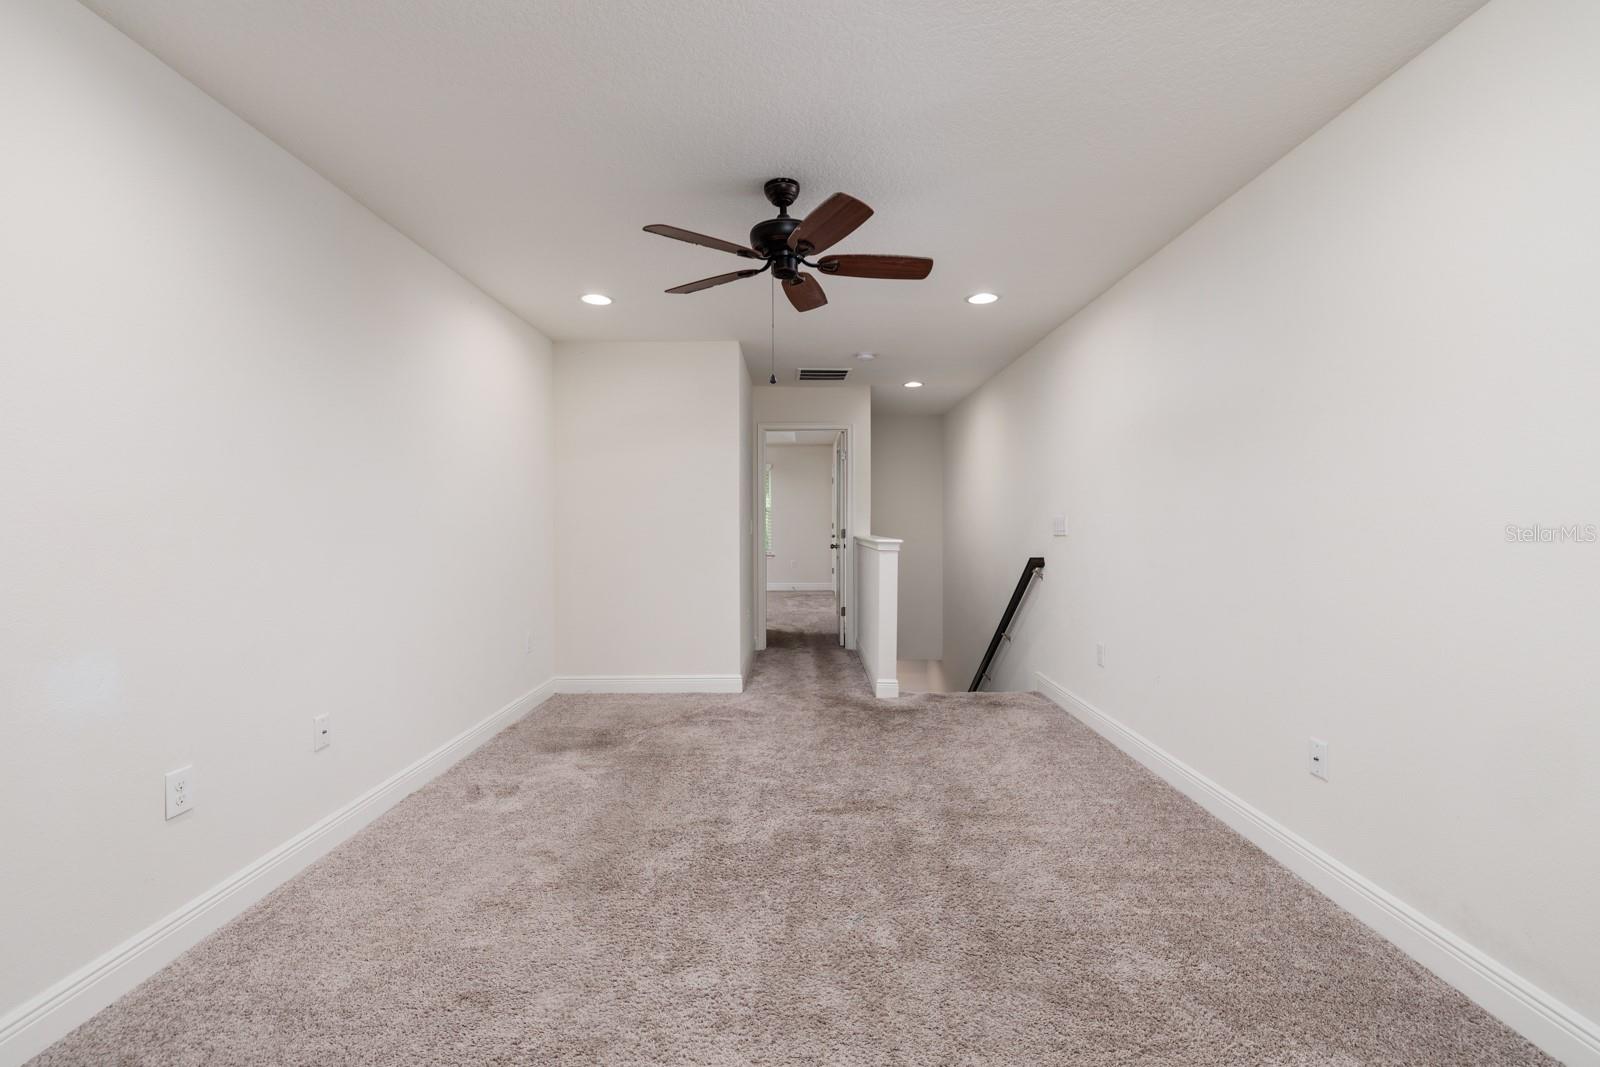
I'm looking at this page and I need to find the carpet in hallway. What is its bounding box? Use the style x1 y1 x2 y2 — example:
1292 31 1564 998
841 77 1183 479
31 591 1552 1064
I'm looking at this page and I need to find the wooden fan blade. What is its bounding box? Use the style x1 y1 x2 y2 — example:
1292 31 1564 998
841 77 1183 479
788 193 873 255
816 255 933 280
643 224 758 258
665 269 762 294
783 272 827 312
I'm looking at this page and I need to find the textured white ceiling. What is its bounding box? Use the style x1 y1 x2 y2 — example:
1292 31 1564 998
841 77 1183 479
80 0 1484 412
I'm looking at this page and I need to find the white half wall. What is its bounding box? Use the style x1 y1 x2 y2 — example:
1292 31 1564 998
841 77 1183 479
854 537 902 699
554 341 746 684
942 0 1600 1057
0 0 556 1053
871 414 945 661
767 444 834 586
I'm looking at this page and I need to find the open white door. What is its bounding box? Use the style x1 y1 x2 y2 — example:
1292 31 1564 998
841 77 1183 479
832 431 848 646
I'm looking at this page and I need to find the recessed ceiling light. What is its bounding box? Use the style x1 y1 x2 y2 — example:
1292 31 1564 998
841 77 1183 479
854 352 876 361
966 292 999 305
580 293 612 306
903 380 924 389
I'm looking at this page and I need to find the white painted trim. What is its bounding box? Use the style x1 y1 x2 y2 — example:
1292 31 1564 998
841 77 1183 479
754 421 855 653
554 674 744 694
857 650 900 700
0 678 558 1067
853 535 903 553
1033 672 1600 1067
766 581 833 591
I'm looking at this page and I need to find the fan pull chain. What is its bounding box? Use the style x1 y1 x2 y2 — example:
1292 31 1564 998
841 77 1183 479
768 274 777 384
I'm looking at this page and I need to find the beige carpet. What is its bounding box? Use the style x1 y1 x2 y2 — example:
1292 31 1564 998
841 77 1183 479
33 591 1551 1065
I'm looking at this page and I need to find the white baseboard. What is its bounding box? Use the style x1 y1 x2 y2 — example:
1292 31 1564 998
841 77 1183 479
0 678 557 1067
857 657 898 699
766 582 832 592
554 674 744 694
1034 672 1600 1067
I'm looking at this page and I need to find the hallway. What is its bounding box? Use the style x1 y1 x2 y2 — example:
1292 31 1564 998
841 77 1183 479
764 589 839 648
31 611 1546 1063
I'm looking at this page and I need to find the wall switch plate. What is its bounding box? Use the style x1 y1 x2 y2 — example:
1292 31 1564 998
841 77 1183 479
1096 643 1106 668
1052 513 1069 537
313 714 331 752
524 631 534 655
164 765 194 819
1309 737 1329 781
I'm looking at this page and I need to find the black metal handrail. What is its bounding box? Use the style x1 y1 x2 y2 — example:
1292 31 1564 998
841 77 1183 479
968 557 1046 692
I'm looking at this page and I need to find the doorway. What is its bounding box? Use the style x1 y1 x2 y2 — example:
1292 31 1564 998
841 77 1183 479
756 425 851 650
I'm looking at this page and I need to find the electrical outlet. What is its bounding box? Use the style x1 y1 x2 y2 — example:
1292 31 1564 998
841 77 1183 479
1096 643 1106 668
164 765 194 819
1052 513 1069 537
313 714 331 752
1309 737 1329 781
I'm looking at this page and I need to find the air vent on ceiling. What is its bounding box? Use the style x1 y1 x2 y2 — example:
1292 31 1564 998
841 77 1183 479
796 368 850 382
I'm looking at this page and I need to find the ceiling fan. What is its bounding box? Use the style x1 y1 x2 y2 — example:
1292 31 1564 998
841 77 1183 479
643 178 933 312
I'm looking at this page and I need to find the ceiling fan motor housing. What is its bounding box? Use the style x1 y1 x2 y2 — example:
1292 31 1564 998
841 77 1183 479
750 218 802 278
755 178 804 279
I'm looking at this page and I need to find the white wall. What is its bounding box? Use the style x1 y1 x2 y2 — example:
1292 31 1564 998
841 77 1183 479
871 415 944 661
752 386 871 536
943 0 1600 1046
554 341 745 687
766 445 834 587
0 0 556 1040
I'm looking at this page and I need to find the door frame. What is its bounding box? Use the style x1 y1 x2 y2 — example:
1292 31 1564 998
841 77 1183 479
755 422 855 651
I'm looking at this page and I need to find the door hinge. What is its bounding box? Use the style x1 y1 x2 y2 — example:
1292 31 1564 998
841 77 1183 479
839 606 846 616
